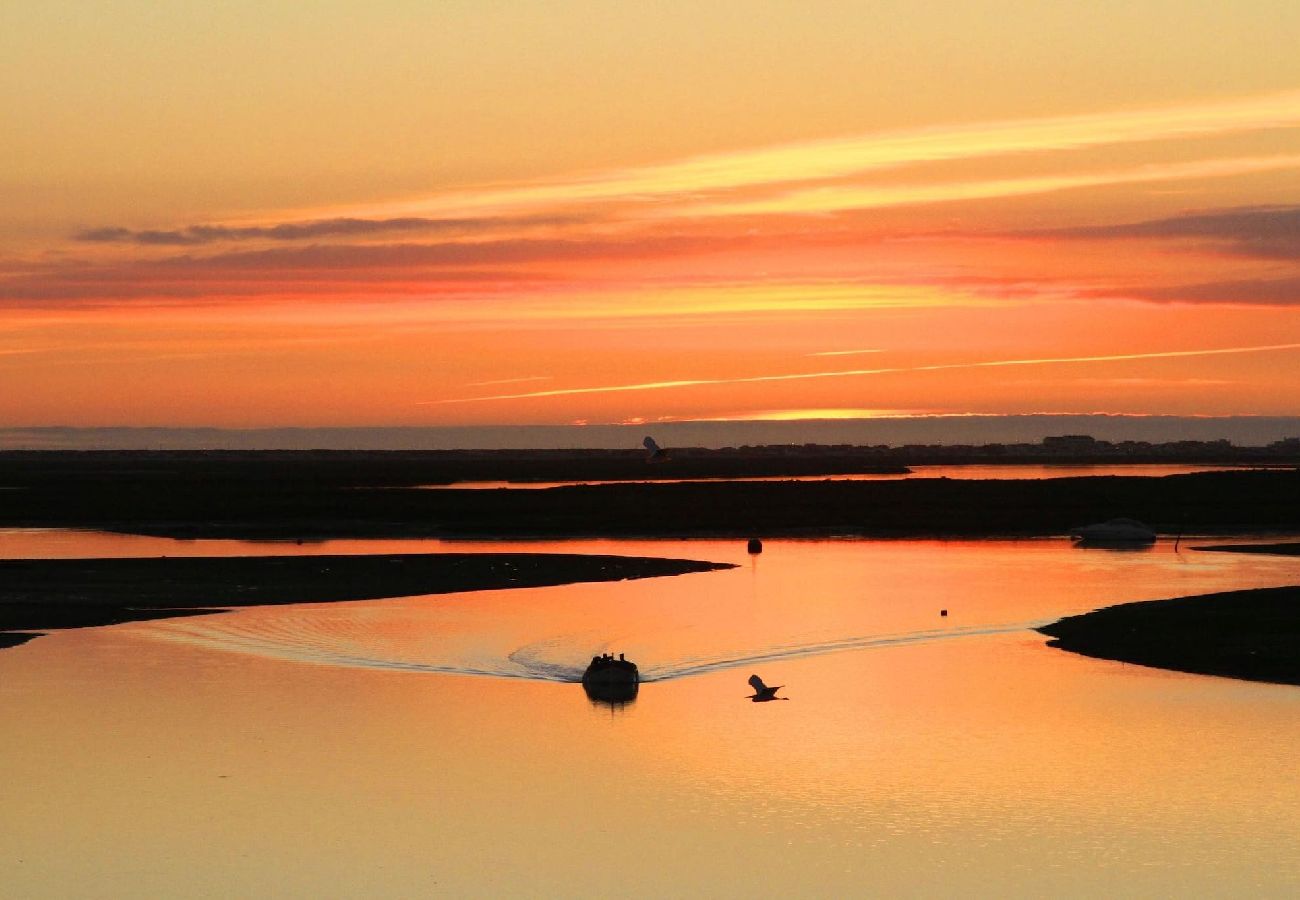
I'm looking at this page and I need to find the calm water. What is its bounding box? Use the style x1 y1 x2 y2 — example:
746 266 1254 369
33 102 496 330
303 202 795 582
1 530 1298 897
420 463 1268 489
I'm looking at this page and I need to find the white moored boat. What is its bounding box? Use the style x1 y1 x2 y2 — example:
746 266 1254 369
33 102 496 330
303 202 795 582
1069 517 1157 545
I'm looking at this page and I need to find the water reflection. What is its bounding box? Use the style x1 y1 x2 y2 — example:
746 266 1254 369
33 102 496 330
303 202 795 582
583 680 639 707
1 533 1299 895
1072 540 1157 551
414 462 1258 489
119 537 1299 688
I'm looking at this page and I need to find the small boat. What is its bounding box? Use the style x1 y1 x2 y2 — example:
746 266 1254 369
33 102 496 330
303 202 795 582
582 653 639 703
1069 517 1157 546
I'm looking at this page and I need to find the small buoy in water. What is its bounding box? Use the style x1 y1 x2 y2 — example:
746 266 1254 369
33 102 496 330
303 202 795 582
747 538 763 554
940 609 948 617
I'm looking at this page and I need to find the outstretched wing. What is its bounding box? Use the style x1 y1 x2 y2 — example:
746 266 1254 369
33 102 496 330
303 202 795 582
748 674 768 693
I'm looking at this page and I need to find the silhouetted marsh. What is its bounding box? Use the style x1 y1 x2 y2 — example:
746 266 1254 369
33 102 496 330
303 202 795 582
1040 585 1300 685
0 553 734 649
1 453 1296 540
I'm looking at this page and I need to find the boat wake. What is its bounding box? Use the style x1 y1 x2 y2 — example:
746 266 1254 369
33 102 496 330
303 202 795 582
636 621 1051 683
136 609 1048 685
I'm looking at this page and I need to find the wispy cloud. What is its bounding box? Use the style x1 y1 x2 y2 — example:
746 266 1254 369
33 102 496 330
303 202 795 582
348 89 1300 222
1041 204 1300 260
153 235 723 271
425 342 1300 404
63 91 1300 269
671 154 1300 219
464 376 552 387
680 408 931 421
73 215 581 246
1083 377 1239 386
1107 275 1300 306
807 348 884 357
28 90 1300 313
1 234 729 304
0 259 545 304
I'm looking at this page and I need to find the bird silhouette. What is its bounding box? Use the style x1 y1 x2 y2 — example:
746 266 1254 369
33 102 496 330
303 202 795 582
748 674 787 702
643 435 668 461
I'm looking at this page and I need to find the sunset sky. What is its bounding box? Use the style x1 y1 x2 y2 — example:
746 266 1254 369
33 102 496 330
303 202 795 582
4 2 1300 431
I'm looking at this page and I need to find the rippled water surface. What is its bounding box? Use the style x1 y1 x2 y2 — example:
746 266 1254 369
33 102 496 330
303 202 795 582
1 531 1298 897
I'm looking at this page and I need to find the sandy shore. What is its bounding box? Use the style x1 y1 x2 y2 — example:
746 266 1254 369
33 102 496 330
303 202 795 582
1039 585 1300 685
0 552 734 650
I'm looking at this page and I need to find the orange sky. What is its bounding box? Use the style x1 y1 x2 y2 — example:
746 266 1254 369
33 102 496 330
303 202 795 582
3 2 1300 428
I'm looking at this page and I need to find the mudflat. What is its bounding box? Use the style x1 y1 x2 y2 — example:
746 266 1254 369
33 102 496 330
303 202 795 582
1039 585 1300 685
0 553 734 649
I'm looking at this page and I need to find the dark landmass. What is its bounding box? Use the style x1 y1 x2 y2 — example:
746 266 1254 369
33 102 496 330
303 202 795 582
4 428 1299 459
1039 586 1300 685
0 450 1296 539
0 553 734 649
0 633 39 649
0 447 911 487
1193 542 1300 556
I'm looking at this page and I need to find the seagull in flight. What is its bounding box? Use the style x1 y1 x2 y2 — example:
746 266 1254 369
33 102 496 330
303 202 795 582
748 674 787 702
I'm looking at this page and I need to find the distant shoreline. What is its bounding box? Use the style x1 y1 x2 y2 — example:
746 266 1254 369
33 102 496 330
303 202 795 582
1 455 1298 540
4 415 1300 450
0 553 735 651
1039 585 1300 685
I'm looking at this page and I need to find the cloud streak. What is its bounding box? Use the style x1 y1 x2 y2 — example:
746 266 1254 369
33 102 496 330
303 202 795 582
464 376 553 387
1110 275 1300 306
0 234 733 303
807 348 884 357
425 342 1300 404
672 154 1300 219
1042 204 1300 260
22 89 1300 319
74 214 581 246
360 88 1300 220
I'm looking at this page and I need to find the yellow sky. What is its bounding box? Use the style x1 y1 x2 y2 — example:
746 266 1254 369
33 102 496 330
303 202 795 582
2 2 1299 428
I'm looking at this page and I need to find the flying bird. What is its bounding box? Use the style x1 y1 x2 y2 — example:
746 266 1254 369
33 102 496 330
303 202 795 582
748 674 787 702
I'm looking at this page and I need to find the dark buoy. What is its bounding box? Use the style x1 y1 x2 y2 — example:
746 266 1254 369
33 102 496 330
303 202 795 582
747 538 763 554
940 609 948 617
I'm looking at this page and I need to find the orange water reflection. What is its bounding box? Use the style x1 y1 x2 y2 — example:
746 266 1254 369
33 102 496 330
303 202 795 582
127 537 1300 685
417 463 1265 490
0 535 1298 895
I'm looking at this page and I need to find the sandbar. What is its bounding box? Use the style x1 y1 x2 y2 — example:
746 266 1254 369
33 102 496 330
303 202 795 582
1039 585 1300 685
0 552 734 650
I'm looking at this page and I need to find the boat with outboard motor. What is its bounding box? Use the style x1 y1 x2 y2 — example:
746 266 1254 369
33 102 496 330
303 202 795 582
582 652 639 703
